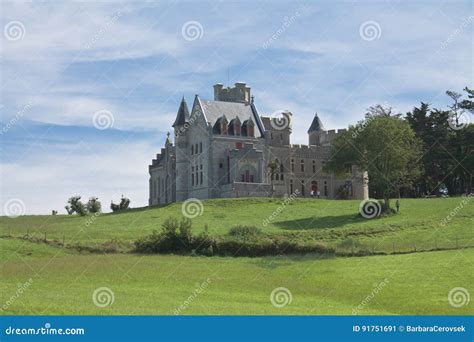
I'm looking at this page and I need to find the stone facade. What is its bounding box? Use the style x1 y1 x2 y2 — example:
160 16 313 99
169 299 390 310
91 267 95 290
148 82 368 206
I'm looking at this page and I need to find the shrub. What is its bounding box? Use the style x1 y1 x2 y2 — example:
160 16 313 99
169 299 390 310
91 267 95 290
86 197 102 213
134 218 333 257
228 225 262 238
111 196 131 212
66 196 87 216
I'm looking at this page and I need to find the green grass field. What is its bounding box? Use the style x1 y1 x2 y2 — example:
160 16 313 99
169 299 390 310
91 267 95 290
1 197 472 254
1 197 472 315
1 238 472 315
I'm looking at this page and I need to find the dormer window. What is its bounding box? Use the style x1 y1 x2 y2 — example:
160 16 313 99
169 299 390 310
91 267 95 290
242 119 255 137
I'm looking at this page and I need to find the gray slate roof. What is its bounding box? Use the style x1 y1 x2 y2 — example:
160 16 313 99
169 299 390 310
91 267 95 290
308 113 325 132
200 100 256 125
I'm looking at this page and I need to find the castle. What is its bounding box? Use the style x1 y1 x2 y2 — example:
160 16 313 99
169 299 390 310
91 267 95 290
148 82 368 205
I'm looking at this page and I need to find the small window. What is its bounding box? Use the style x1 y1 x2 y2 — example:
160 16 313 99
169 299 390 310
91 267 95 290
236 142 242 150
200 172 203 184
191 145 194 155
195 143 199 154
191 173 194 186
199 142 202 153
241 174 245 182
300 160 304 172
219 163 223 168
281 174 284 180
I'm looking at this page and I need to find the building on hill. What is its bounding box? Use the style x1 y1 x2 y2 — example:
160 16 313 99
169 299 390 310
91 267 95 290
148 82 368 205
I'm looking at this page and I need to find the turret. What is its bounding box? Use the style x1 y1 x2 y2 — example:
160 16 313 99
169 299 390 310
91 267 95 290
308 112 326 145
172 97 190 129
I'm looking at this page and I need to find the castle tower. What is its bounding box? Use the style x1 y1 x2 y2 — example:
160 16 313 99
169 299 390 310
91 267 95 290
173 97 190 201
308 112 326 145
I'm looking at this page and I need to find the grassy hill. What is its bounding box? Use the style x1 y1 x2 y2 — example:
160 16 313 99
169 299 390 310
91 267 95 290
0 238 472 315
1 197 472 254
1 197 472 315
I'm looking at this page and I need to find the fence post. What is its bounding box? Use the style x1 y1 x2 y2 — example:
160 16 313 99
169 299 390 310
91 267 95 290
413 243 416 252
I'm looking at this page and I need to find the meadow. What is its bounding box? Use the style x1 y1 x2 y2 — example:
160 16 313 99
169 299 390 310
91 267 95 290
0 197 472 315
0 197 472 254
1 238 472 315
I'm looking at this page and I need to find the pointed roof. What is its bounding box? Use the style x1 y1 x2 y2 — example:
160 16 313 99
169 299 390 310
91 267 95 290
172 97 190 127
308 113 325 133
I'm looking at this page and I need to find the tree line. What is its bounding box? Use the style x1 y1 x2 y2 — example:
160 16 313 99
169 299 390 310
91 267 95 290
325 87 473 210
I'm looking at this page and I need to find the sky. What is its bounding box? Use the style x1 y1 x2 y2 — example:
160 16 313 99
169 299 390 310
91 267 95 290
0 0 472 214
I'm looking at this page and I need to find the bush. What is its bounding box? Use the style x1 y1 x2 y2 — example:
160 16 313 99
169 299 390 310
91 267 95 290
134 218 333 257
66 196 87 216
228 225 262 238
111 196 131 212
86 197 102 213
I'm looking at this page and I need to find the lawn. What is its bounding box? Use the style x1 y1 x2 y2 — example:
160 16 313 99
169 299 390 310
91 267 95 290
0 238 472 315
0 197 472 254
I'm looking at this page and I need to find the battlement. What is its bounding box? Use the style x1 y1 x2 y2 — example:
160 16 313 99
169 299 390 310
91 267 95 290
311 128 347 145
213 82 251 104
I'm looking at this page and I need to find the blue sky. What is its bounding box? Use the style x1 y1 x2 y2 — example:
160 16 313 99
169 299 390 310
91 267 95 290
1 0 472 214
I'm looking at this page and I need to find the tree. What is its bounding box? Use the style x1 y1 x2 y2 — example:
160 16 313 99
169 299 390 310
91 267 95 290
86 197 102 213
111 195 131 212
325 111 422 211
267 159 278 197
65 196 87 216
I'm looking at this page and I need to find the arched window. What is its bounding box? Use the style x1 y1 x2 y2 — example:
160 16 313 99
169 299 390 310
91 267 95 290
300 160 305 172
